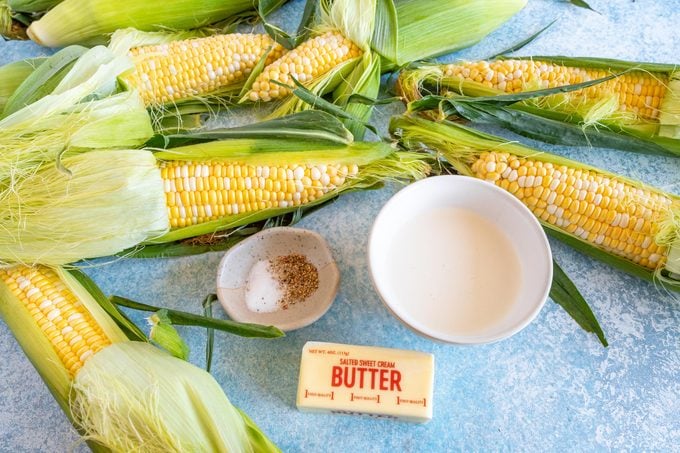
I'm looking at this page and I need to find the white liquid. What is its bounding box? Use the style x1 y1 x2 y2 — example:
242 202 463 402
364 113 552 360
385 207 522 335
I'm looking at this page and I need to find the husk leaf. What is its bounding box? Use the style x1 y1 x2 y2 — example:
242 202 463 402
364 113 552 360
71 341 281 452
0 150 168 266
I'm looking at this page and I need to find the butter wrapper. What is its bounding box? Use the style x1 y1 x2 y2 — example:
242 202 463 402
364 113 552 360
296 341 434 422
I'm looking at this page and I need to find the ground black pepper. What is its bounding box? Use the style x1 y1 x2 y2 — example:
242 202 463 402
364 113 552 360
269 253 319 309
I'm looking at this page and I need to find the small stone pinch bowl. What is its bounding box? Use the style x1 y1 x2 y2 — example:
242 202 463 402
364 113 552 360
216 227 340 331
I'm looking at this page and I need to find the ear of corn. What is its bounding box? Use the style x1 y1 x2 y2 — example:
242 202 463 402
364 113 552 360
398 57 680 155
0 130 429 264
244 31 364 102
241 0 374 112
0 265 127 417
118 32 285 107
148 139 430 243
0 264 281 452
26 0 273 47
231 0 383 138
391 114 680 288
372 0 527 69
433 58 670 124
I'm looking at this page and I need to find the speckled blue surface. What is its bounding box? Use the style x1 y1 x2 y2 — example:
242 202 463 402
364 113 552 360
1 0 680 451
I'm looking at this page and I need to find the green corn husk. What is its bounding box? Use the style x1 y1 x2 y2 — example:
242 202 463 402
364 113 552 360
0 264 281 452
0 57 46 112
0 0 58 39
390 114 680 290
398 57 680 157
0 46 154 187
0 115 430 265
26 0 286 47
7 0 61 12
372 0 527 70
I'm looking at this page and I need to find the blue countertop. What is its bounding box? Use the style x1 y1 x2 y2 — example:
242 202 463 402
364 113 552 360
1 0 679 451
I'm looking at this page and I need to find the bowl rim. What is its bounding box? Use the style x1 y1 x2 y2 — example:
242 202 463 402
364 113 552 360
215 226 340 331
367 175 553 345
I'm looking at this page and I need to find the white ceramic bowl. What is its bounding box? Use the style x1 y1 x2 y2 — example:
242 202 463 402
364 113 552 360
368 175 553 344
216 227 340 331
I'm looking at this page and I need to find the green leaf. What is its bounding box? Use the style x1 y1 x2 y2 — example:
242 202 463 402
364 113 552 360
258 0 296 49
346 93 401 106
543 225 678 289
277 77 379 136
236 407 284 453
294 0 319 46
2 45 87 118
489 19 556 59
118 227 261 258
333 52 382 139
149 310 191 360
202 295 217 373
163 111 354 146
511 55 678 73
442 101 678 157
110 295 285 339
239 44 281 98
569 0 599 13
445 71 622 106
550 260 608 346
371 0 399 66
68 269 148 342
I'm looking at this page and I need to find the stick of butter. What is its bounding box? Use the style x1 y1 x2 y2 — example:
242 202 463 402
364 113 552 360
296 341 434 422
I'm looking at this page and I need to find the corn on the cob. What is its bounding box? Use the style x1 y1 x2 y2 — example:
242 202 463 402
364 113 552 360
245 31 363 102
0 266 112 377
470 151 669 269
391 115 680 283
0 138 429 265
398 58 680 155
161 160 360 228
440 59 668 122
0 264 281 452
121 33 285 106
